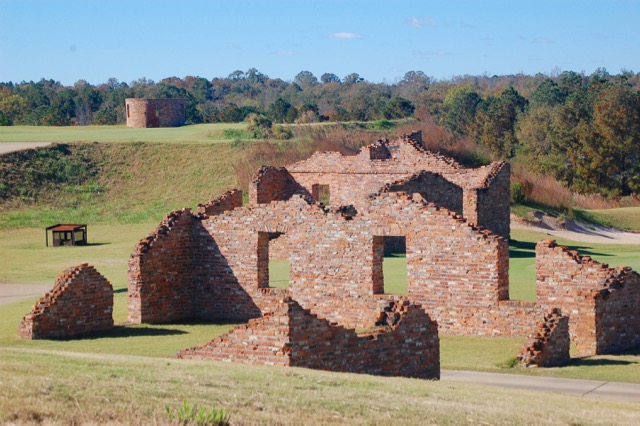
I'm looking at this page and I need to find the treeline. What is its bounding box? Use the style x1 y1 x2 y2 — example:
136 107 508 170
1 68 640 196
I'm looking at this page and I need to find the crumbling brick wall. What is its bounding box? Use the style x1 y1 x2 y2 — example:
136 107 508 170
197 189 243 216
536 240 640 356
177 297 440 379
125 98 186 128
248 166 309 204
383 171 464 216
19 264 113 339
518 309 570 367
262 132 510 238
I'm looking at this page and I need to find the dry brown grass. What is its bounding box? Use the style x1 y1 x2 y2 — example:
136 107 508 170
511 165 574 211
2 348 640 425
573 193 640 210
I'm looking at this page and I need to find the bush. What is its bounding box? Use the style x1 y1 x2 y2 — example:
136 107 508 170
222 128 251 140
373 119 396 130
510 182 525 204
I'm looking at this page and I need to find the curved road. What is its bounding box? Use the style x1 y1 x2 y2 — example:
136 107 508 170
442 369 640 402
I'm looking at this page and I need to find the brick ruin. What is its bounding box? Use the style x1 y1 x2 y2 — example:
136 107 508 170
123 131 640 375
178 298 440 379
125 98 186 128
518 309 570 368
19 264 113 339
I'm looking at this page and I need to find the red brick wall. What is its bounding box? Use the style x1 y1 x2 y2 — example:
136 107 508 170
252 133 511 238
197 189 243 216
128 208 263 323
19 264 113 339
125 98 185 128
248 166 309 204
536 240 640 356
177 298 440 379
518 309 570 367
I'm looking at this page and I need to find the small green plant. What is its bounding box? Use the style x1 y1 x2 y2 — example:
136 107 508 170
165 400 230 425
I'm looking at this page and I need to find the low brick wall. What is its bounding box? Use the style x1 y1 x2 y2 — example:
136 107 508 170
177 298 439 379
518 309 570 368
19 264 113 339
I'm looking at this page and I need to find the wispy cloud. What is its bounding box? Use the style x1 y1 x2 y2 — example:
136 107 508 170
532 37 554 45
329 32 363 39
406 16 436 28
272 50 297 56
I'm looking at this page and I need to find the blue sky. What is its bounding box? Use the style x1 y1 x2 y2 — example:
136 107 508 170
1 0 639 86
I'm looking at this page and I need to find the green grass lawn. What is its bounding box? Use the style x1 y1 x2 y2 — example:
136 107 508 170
576 206 640 231
0 123 247 144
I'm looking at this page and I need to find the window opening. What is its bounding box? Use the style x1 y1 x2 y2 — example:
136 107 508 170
373 235 408 295
258 231 290 288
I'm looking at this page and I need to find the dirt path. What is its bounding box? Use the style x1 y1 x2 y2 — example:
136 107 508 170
0 142 51 154
0 283 51 305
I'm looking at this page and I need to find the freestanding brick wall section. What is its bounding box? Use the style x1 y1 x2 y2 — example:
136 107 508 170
518 309 570 368
19 264 113 339
125 98 186 128
177 298 440 379
536 240 640 356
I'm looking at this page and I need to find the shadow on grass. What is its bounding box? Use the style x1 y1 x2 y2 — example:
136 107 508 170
569 357 638 367
65 325 188 340
113 287 128 294
509 239 536 259
509 239 614 259
84 242 112 247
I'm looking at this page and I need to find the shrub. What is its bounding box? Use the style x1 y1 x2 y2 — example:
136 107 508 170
222 128 251 140
510 182 525 204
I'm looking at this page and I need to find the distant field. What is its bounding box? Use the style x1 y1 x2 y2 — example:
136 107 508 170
577 206 640 231
0 123 246 144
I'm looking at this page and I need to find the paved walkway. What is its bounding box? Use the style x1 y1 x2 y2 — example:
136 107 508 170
442 369 640 402
0 142 51 155
0 283 51 305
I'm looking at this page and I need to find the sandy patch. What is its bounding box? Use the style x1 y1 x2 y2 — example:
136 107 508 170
511 215 640 245
0 283 51 306
0 142 51 155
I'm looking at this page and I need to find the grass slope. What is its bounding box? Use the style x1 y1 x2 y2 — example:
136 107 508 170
2 348 640 425
0 142 243 228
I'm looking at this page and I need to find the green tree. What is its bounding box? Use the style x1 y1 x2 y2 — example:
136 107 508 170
529 78 566 107
473 87 527 159
574 83 640 194
294 71 319 90
320 73 341 84
441 86 481 135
